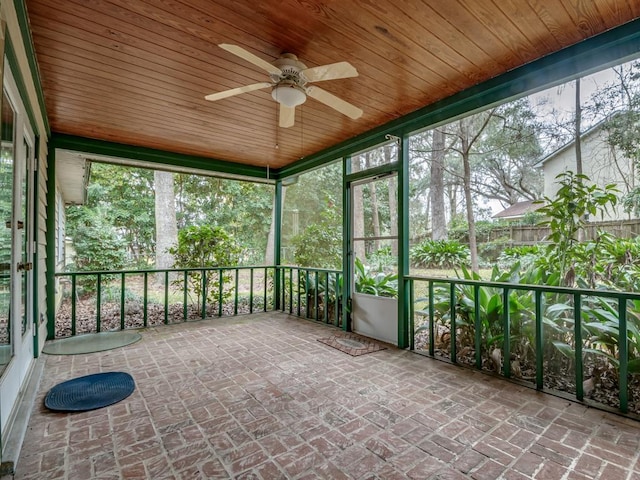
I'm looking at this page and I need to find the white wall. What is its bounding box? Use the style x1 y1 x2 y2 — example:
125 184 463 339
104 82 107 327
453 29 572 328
543 127 635 222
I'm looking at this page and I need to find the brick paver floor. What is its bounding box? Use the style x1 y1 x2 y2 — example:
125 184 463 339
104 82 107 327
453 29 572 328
15 312 640 479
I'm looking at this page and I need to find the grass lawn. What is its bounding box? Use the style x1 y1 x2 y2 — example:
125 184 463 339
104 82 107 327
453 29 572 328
409 267 493 279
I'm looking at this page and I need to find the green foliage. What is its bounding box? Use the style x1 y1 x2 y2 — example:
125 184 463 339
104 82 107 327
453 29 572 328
535 172 619 286
65 205 128 292
175 175 273 264
291 209 342 269
477 239 510 265
367 246 395 272
168 225 241 305
497 245 542 271
354 258 398 298
83 164 155 267
411 239 470 269
520 210 544 226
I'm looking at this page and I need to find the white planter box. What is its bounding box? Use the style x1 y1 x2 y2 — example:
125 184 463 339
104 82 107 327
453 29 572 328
352 293 398 345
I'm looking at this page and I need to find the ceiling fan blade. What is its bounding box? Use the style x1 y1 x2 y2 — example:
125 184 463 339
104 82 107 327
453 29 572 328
279 104 296 128
306 86 363 119
301 62 358 82
219 44 282 76
204 82 272 102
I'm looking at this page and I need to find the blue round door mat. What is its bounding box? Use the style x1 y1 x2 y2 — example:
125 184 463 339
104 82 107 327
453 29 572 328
44 372 135 412
43 331 142 355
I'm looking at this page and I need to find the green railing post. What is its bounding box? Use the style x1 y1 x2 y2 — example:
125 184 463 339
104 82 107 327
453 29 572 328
164 271 169 324
474 284 481 370
314 271 319 321
289 268 293 314
143 272 148 327
324 271 329 323
183 271 188 320
249 268 254 314
263 267 267 312
409 279 415 350
335 272 340 327
428 281 435 356
71 275 76 337
619 298 628 413
96 274 102 332
274 180 283 310
234 269 239 316
503 287 511 378
450 282 457 363
535 290 543 390
212 270 218 318
296 269 301 316
304 270 311 318
120 272 126 330
217 270 223 317
574 293 584 401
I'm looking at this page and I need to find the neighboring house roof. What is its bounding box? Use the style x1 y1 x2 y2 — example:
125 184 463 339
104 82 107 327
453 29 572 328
492 200 544 220
533 117 610 169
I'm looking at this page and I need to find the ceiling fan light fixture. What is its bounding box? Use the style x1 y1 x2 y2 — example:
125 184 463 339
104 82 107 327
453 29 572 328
272 84 306 107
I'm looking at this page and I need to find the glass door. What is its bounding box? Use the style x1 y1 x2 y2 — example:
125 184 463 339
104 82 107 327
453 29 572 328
0 89 14 371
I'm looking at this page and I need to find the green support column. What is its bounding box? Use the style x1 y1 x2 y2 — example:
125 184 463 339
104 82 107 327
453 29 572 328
45 147 56 340
342 156 352 331
274 180 283 310
397 135 410 349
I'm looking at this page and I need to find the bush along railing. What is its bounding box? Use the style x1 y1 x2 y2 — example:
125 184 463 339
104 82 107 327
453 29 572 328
276 266 343 328
54 266 275 339
408 274 640 417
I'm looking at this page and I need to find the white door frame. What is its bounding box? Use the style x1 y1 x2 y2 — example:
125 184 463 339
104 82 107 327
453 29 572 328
0 61 35 444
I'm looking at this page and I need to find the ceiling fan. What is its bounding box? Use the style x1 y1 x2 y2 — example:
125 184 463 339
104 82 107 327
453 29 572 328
205 44 363 128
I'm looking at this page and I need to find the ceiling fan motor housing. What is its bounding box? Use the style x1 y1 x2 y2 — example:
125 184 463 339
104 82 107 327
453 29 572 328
271 54 308 87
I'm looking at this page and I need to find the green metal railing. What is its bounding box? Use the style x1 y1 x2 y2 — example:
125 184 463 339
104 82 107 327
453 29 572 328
54 266 276 338
277 266 343 328
408 275 640 416
54 265 344 339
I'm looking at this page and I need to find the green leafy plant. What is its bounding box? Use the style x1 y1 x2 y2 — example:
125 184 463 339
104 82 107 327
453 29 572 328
168 225 241 306
410 239 470 269
65 206 128 294
535 171 619 287
291 209 342 269
367 246 395 272
354 258 398 298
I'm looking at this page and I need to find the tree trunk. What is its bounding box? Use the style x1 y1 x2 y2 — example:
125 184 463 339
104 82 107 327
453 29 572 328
366 153 381 251
352 159 366 262
430 128 447 240
384 145 398 256
459 120 479 272
154 170 178 285
575 78 585 241
575 78 583 176
448 182 457 224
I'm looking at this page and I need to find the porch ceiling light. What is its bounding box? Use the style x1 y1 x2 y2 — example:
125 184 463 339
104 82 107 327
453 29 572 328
272 84 306 107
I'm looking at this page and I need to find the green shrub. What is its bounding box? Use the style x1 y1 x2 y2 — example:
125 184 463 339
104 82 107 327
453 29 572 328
354 258 398 298
367 246 395 272
410 239 470 269
168 225 241 306
291 209 342 269
497 244 542 270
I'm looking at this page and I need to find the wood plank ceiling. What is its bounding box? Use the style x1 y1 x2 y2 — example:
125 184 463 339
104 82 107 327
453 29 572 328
25 0 640 169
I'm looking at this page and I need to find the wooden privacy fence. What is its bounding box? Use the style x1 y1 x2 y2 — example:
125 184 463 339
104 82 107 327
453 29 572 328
482 219 640 245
